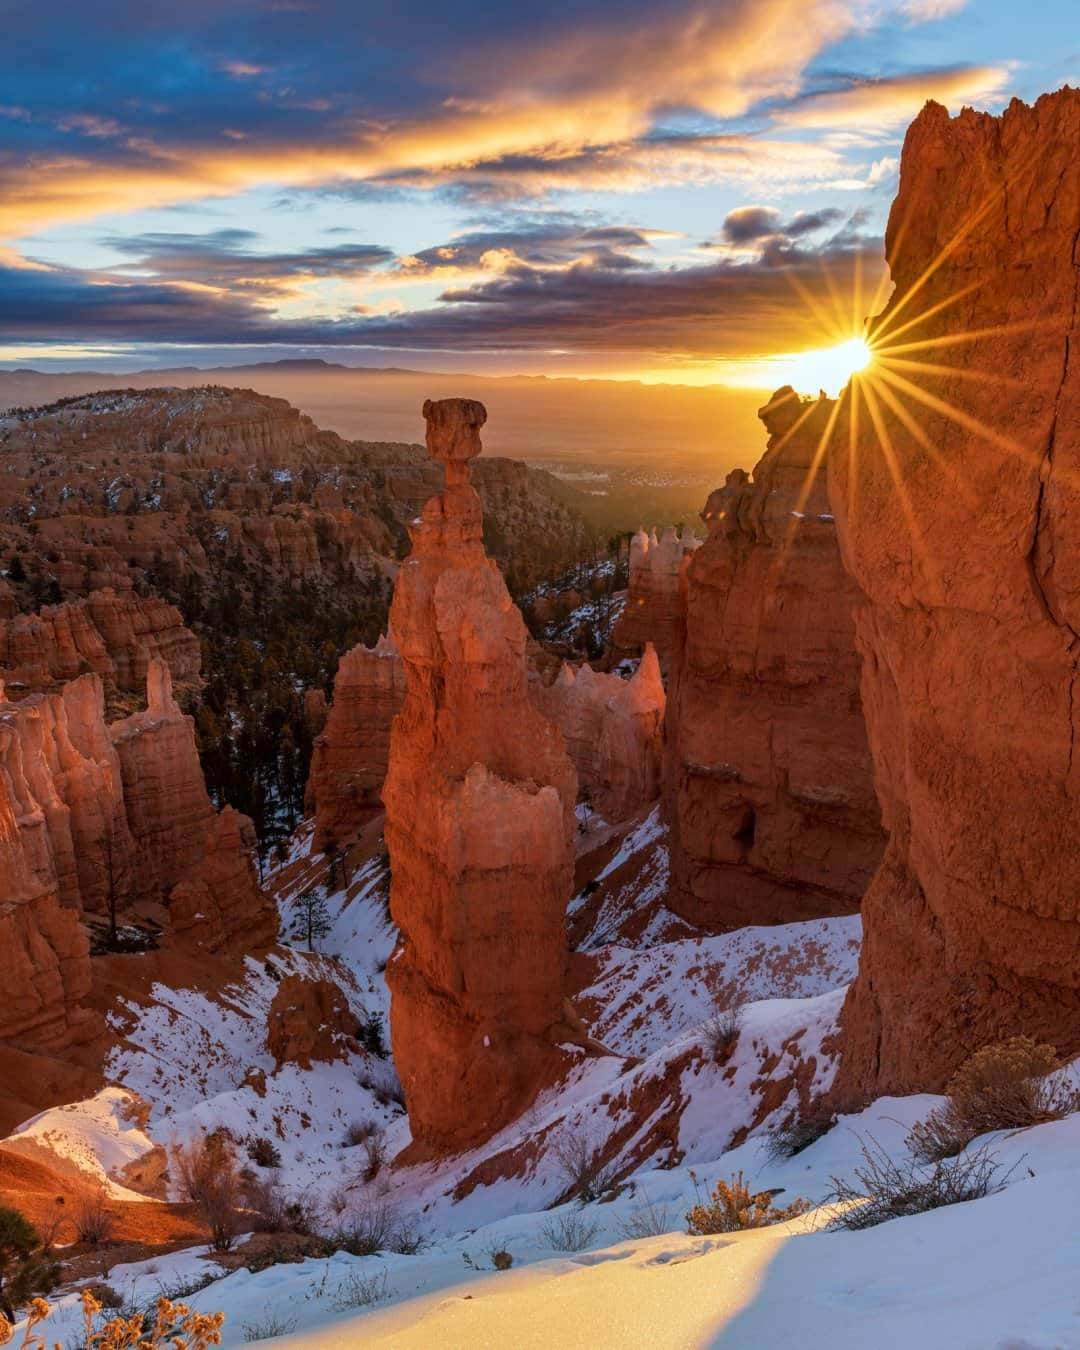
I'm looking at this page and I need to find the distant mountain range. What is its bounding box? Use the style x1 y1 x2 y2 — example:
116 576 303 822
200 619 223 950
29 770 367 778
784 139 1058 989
0 360 770 473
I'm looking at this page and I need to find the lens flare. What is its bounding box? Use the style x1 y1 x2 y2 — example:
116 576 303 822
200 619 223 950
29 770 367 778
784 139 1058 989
785 336 873 398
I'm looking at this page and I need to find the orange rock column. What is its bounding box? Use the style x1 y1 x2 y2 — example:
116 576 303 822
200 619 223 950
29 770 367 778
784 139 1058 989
383 398 577 1158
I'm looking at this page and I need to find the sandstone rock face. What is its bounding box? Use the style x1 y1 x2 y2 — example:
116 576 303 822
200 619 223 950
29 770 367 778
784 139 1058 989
0 590 200 699
0 782 94 1053
664 388 883 929
830 90 1080 1101
383 398 578 1158
532 645 666 824
0 660 273 968
266 974 358 1070
612 525 700 668
307 635 407 849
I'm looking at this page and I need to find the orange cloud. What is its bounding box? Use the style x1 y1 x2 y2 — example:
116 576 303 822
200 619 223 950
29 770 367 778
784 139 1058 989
773 64 1011 129
0 0 864 236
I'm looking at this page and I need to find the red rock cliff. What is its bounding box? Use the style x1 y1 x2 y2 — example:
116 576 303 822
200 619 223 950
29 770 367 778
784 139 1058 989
383 398 578 1158
306 635 407 850
830 90 1080 1101
664 388 883 929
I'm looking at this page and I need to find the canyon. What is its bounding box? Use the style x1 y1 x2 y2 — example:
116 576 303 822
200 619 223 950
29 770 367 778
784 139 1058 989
2 87 1080 1350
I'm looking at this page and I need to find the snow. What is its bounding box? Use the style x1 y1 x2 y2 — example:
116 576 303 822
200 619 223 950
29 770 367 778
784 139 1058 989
6 806 1078 1347
8 1087 157 1200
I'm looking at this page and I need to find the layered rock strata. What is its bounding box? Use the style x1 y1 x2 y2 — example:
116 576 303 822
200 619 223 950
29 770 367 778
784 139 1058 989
383 398 578 1158
664 387 883 929
532 645 665 824
830 90 1080 1100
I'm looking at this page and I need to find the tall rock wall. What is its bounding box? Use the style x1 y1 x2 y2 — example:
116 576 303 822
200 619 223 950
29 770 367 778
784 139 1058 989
383 398 578 1159
306 635 407 850
830 90 1080 1101
612 525 699 669
532 644 665 824
664 387 883 929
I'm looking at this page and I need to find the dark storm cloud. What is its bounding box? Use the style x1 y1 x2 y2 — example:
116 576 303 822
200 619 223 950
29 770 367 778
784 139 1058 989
717 205 845 246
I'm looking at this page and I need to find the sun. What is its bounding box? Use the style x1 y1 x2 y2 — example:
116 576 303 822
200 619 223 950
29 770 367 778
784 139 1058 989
785 336 873 399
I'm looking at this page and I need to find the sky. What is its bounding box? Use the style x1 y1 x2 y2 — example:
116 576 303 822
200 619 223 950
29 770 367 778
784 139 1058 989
0 0 1074 385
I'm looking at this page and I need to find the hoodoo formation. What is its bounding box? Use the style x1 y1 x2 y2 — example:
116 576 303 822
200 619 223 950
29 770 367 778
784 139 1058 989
828 89 1080 1100
0 590 201 700
382 398 578 1158
611 525 699 669
307 634 407 850
532 643 666 824
664 388 883 929
0 657 273 1030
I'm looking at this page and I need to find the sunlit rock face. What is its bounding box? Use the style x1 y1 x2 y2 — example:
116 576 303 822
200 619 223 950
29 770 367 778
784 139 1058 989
611 525 700 670
830 90 1080 1102
307 635 407 851
0 590 201 701
531 644 665 824
0 659 274 1046
383 398 578 1159
663 387 883 929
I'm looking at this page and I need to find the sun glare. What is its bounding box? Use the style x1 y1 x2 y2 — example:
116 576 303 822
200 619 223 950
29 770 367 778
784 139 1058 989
785 336 873 398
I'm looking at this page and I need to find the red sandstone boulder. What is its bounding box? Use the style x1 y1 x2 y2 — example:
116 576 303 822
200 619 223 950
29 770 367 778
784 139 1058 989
383 398 578 1158
663 387 883 929
829 89 1080 1102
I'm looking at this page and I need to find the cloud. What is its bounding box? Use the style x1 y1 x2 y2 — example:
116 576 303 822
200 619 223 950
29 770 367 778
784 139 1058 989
0 230 887 364
0 0 866 233
899 0 968 20
774 64 1011 129
99 229 394 297
717 205 844 245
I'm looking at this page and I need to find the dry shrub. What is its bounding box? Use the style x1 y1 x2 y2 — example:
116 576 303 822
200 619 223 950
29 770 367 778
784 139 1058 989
10 1289 225 1349
241 1312 296 1342
701 984 746 1064
617 1190 673 1239
73 1188 118 1246
327 1198 424 1258
171 1131 244 1252
539 1212 601 1252
331 1269 389 1312
761 1112 836 1164
685 1171 809 1235
829 1137 1005 1230
551 1132 618 1205
907 1036 1078 1163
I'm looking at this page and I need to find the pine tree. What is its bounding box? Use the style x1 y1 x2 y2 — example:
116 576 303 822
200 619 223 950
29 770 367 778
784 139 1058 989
292 887 332 951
